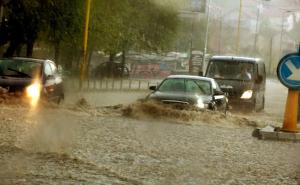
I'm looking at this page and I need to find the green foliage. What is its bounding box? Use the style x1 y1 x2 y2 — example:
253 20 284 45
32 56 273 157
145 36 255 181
89 0 179 54
1 0 179 66
1 0 84 58
42 0 84 45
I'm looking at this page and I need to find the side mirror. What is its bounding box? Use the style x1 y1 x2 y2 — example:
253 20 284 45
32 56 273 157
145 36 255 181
213 90 225 100
214 90 224 96
149 85 156 91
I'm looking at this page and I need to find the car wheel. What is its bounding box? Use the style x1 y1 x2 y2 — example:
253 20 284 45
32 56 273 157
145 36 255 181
56 94 64 105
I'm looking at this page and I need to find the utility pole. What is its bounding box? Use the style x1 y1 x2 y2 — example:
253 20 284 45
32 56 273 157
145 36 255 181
236 0 243 55
279 12 285 56
269 36 273 75
253 4 261 55
202 0 210 74
80 0 92 89
218 12 223 54
189 14 195 74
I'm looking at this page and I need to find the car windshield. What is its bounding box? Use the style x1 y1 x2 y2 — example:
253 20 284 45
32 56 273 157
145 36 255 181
0 59 42 78
158 78 211 95
206 61 254 81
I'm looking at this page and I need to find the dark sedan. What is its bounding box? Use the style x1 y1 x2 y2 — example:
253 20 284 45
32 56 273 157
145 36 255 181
147 75 228 112
0 57 64 106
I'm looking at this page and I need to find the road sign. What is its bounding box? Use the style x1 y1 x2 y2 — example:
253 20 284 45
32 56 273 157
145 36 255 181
277 53 300 90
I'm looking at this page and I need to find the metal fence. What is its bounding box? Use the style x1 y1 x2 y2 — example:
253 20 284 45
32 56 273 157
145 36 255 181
64 78 162 91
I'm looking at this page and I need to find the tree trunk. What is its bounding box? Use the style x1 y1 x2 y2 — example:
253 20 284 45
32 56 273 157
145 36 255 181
54 41 60 64
16 44 23 57
3 39 20 57
86 48 94 79
121 49 126 78
26 41 34 57
108 53 115 78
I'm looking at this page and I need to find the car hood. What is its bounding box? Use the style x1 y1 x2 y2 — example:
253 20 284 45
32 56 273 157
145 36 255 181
215 79 253 97
0 76 34 92
149 91 212 105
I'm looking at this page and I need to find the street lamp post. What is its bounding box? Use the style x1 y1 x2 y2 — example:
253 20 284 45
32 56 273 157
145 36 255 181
253 4 262 55
202 0 211 74
80 0 92 89
236 0 243 55
279 11 286 56
218 15 223 54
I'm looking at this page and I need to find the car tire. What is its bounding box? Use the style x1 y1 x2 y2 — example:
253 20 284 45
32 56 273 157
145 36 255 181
56 94 64 105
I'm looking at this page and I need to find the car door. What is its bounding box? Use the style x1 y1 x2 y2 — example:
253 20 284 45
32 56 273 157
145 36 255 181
49 61 63 98
44 61 57 99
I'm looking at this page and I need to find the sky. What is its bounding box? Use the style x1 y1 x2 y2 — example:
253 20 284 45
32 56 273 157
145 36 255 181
153 0 300 31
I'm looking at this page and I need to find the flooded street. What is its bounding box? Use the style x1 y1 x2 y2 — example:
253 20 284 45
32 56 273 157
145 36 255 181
0 78 299 185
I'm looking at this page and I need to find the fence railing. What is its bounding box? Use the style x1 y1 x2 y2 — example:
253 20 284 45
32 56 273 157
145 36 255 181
64 78 162 91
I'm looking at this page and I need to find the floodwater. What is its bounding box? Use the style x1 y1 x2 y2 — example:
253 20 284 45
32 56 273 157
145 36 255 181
0 78 299 185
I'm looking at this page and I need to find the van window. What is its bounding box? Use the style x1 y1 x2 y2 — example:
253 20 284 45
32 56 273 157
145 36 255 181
206 61 254 81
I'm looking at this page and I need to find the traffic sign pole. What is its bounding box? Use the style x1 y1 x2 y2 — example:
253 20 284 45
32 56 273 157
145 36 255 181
282 89 299 132
277 49 300 133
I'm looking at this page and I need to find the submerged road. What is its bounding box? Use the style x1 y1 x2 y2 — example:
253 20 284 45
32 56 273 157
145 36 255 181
0 78 299 185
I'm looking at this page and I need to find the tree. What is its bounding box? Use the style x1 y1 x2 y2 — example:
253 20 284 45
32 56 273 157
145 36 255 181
0 0 83 60
89 0 179 77
41 0 83 64
1 0 41 57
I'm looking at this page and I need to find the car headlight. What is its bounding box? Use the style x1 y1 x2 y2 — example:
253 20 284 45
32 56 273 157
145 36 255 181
26 82 41 106
240 90 253 99
196 99 208 109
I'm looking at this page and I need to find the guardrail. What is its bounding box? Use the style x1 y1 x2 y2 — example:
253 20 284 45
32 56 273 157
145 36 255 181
64 78 162 91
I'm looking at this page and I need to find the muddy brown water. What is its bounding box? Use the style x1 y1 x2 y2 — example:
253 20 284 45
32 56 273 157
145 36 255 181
0 79 299 185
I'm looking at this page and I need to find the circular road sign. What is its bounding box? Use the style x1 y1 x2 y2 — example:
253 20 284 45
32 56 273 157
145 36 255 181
277 53 300 89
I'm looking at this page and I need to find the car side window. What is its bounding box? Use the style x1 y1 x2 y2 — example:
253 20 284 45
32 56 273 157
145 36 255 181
44 62 53 76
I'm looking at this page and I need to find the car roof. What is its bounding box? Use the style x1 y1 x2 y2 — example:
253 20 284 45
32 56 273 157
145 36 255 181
210 55 261 63
167 75 214 82
0 57 53 63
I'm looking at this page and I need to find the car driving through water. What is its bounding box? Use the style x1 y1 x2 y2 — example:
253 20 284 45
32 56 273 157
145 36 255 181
205 56 266 111
147 75 228 112
0 57 64 106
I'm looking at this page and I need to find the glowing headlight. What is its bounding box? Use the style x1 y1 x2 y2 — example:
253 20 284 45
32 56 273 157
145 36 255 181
196 99 205 109
26 82 41 106
240 90 253 99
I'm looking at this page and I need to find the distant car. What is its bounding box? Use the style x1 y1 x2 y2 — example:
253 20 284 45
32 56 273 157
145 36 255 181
0 57 64 105
94 62 129 78
147 75 228 112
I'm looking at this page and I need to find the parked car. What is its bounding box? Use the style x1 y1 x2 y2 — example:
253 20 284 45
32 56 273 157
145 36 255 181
0 57 64 105
93 62 129 78
147 75 228 112
205 56 266 111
